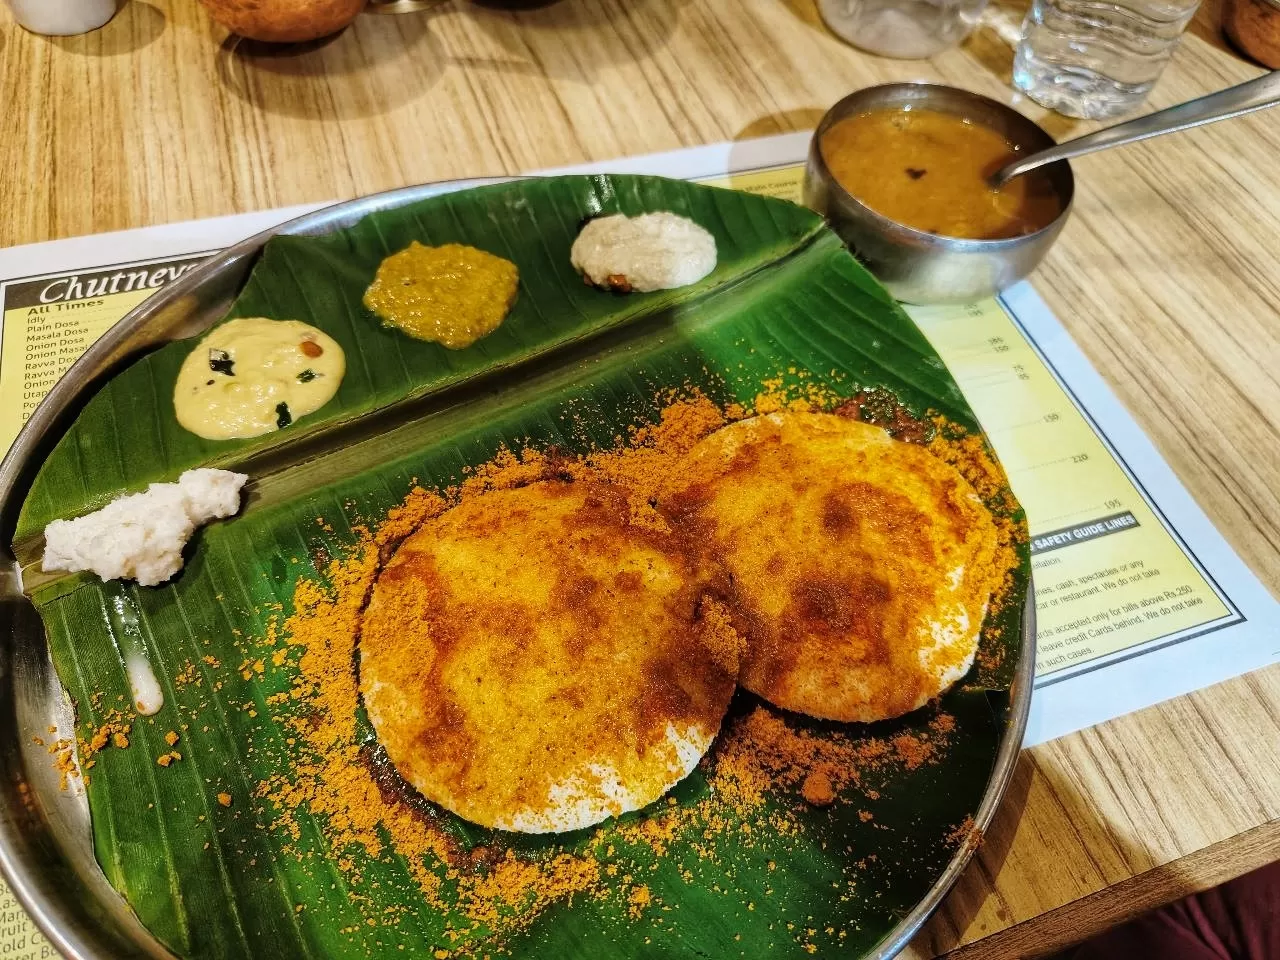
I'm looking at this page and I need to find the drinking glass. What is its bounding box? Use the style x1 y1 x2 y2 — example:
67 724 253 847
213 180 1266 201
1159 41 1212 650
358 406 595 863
1012 0 1202 119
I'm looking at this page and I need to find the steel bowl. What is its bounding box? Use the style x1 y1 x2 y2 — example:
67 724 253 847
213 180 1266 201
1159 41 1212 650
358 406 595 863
0 176 1035 960
804 82 1075 305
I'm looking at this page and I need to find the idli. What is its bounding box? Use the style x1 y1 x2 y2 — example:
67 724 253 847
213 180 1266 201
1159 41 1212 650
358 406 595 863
661 412 1000 723
359 480 742 833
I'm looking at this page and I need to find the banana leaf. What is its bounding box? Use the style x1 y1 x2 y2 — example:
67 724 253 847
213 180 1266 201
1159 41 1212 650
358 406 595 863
20 175 1029 960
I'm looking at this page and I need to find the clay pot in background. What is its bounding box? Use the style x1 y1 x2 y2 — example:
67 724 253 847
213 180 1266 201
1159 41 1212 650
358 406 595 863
198 0 366 42
1224 0 1280 68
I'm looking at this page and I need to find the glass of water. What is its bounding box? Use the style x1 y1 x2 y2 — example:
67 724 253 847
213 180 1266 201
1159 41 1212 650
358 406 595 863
1012 0 1202 119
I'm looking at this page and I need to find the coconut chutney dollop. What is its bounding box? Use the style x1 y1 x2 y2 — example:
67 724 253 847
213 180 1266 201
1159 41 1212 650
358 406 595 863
173 317 345 441
570 212 717 293
42 469 248 587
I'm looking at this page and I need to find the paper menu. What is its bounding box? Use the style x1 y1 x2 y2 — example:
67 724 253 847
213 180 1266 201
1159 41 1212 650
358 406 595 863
905 297 1237 681
0 884 50 959
0 256 211 455
0 136 1276 954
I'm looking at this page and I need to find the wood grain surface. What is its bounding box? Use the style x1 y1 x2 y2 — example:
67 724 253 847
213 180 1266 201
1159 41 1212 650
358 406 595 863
2 1 1279 957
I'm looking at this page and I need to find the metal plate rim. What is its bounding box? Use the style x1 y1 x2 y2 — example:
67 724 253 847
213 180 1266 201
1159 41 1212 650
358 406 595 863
0 176 1035 960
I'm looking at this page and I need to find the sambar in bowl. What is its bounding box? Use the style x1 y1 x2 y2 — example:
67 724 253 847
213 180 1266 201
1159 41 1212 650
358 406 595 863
804 83 1074 304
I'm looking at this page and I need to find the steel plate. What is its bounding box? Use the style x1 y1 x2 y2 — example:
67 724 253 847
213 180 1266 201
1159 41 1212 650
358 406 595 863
0 177 1034 960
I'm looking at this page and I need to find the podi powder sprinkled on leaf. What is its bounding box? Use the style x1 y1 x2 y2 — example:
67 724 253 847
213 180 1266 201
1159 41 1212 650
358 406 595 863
249 386 1019 956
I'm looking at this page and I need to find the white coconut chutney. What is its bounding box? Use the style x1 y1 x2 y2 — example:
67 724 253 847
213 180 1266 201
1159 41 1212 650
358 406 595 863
42 469 248 586
570 212 717 293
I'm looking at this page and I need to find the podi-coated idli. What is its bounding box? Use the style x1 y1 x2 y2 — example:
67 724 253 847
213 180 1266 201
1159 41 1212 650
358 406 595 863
359 480 742 834
661 412 1000 723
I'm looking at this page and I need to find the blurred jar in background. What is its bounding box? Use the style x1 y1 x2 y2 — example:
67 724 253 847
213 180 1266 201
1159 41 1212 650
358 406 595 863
6 0 116 34
817 0 990 58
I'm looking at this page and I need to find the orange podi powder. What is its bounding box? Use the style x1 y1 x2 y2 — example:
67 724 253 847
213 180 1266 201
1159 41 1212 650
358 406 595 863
233 384 1022 957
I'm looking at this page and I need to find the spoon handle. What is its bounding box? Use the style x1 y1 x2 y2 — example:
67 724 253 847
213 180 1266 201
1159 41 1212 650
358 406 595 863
992 71 1280 186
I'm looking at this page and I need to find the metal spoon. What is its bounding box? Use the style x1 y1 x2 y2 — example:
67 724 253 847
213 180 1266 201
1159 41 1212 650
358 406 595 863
990 71 1280 188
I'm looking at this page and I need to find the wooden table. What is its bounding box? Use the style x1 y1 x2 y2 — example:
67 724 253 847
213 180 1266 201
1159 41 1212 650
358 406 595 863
3 1 1280 956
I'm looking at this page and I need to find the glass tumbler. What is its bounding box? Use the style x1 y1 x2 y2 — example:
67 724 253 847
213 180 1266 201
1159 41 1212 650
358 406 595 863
818 0 990 59
1012 0 1202 119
